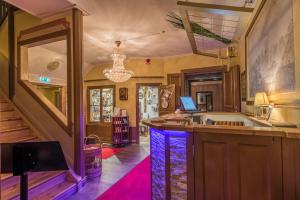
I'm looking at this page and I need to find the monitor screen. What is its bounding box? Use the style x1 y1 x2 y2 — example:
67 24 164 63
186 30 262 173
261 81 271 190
180 96 197 111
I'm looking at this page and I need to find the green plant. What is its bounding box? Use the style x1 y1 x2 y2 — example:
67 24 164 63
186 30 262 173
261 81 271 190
166 12 232 44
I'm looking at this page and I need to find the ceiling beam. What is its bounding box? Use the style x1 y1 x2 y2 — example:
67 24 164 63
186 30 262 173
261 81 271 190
177 1 254 14
179 9 197 54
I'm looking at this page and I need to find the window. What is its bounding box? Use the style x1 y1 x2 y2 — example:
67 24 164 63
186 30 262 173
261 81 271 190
88 86 115 123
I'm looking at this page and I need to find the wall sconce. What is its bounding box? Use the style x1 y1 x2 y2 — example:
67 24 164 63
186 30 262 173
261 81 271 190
254 92 272 120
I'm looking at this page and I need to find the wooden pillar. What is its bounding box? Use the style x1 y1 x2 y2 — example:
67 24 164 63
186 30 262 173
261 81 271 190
72 8 85 177
8 4 15 100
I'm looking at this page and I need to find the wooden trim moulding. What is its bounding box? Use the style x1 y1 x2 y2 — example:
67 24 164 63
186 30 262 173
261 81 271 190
177 1 254 13
244 0 267 101
18 18 69 37
8 4 15 100
181 65 227 74
73 8 85 177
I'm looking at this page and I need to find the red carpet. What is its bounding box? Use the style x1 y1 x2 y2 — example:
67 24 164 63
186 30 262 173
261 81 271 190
97 156 151 200
101 147 123 159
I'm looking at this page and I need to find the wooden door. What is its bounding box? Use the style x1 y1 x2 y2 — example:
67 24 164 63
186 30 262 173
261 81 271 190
223 65 241 112
194 132 283 200
167 73 182 107
158 84 176 116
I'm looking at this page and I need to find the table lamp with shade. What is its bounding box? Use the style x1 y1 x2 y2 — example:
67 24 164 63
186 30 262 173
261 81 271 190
254 92 272 120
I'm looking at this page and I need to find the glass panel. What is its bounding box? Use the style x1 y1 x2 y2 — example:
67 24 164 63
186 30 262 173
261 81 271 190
139 86 159 137
90 89 101 122
25 38 68 124
102 88 114 122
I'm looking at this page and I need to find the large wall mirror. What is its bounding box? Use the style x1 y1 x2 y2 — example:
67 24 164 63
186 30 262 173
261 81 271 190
17 19 72 134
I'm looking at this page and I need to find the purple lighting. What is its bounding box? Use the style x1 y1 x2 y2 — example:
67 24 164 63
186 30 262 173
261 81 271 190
150 128 189 199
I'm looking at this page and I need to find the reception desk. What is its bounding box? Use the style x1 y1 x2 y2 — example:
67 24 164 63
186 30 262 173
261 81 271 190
144 113 300 200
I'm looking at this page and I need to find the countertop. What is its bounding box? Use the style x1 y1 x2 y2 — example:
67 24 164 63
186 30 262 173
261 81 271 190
142 112 300 139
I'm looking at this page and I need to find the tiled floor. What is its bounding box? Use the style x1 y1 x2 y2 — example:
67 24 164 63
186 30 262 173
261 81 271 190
68 143 149 200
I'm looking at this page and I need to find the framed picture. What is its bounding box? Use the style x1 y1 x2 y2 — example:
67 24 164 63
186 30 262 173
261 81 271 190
246 0 296 103
119 88 128 100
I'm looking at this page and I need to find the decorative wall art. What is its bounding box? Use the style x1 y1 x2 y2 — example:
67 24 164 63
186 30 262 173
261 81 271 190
119 88 128 100
246 0 295 99
158 84 176 115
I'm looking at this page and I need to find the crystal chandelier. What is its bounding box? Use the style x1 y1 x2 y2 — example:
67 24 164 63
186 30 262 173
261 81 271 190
103 41 134 83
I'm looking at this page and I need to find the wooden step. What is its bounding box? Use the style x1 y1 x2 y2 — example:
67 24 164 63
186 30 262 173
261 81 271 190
0 119 26 129
0 125 29 134
0 97 8 103
0 132 36 143
1 171 46 191
1 171 67 200
0 111 21 122
1 173 13 181
31 180 77 200
0 102 13 112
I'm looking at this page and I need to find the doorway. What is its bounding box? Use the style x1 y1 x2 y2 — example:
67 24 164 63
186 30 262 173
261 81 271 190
136 83 160 144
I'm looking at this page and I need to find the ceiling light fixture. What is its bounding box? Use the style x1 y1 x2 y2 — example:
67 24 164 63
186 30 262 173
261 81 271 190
103 41 134 83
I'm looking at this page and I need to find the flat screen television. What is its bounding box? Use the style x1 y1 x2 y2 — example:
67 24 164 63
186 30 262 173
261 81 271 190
180 96 197 111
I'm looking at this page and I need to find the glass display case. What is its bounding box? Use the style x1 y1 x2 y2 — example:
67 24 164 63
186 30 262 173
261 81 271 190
88 86 115 123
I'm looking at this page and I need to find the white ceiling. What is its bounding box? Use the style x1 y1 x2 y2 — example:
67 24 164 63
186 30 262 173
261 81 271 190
28 40 67 80
72 0 256 64
7 0 257 66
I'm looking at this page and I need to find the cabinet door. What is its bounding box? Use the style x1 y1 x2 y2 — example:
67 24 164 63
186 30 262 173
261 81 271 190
282 138 300 200
223 65 241 112
194 133 283 200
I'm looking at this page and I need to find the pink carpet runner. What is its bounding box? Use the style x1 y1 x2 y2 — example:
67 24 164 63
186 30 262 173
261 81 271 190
97 156 151 200
100 147 123 159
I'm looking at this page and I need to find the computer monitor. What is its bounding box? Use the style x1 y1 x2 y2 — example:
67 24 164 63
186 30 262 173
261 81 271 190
180 96 197 111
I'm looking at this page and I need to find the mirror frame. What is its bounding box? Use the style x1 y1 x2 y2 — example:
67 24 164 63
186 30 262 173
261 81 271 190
17 19 72 135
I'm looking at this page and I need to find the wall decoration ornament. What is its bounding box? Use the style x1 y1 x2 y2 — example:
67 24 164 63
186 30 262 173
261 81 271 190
246 0 295 99
119 88 128 100
241 71 247 102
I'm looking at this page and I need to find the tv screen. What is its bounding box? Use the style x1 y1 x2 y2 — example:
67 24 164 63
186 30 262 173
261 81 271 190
180 96 197 111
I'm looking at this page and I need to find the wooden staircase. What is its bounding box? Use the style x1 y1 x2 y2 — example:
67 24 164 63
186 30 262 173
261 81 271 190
0 92 78 200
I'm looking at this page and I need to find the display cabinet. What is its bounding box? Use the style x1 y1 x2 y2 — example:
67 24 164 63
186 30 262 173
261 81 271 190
87 86 115 143
88 86 115 123
112 116 129 145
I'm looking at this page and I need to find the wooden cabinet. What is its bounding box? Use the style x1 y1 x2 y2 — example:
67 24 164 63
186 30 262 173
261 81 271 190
223 66 241 112
86 122 113 143
282 138 300 200
194 133 283 200
112 116 129 145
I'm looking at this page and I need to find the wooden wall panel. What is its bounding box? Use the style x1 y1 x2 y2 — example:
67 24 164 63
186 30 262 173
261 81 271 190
283 138 300 200
239 145 270 200
195 133 282 200
223 66 241 112
203 142 226 200
190 82 223 111
86 123 113 143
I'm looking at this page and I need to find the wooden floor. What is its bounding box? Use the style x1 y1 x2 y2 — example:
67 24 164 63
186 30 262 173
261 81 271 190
68 143 150 200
